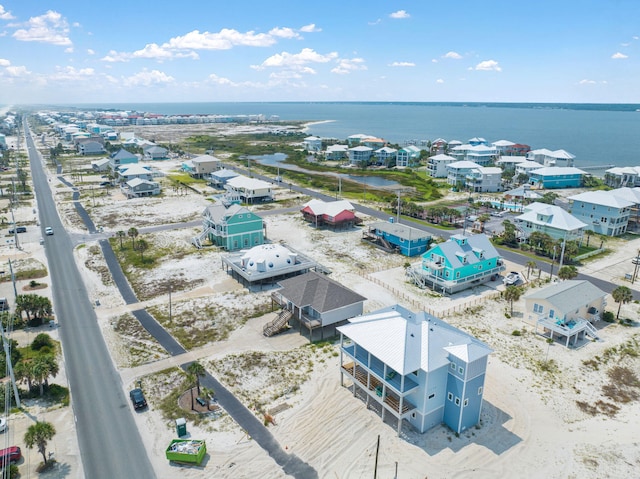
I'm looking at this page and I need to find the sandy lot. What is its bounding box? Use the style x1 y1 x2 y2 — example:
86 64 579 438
3 126 640 479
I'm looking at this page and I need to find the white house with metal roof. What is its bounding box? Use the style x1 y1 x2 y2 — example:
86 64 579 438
604 166 640 188
526 148 575 167
338 304 492 436
524 280 605 347
224 175 274 203
426 154 457 178
514 202 587 241
568 190 635 236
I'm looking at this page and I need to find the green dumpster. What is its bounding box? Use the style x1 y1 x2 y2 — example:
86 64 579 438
176 418 187 437
165 439 207 465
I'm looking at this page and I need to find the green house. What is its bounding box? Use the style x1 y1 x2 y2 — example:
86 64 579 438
199 203 264 250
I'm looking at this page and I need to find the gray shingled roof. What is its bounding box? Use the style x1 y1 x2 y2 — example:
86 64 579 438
277 271 366 312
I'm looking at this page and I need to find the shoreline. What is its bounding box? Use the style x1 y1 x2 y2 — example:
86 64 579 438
301 119 335 132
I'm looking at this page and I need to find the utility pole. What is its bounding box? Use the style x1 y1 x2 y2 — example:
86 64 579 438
632 249 640 283
549 245 557 279
373 435 380 479
169 284 172 323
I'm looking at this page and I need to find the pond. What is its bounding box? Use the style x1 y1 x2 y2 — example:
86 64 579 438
249 153 401 189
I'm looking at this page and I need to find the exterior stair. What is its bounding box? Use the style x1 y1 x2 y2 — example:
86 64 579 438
263 309 293 337
191 226 212 249
584 321 601 341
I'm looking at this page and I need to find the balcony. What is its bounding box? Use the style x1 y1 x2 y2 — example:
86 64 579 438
341 362 416 415
342 345 419 394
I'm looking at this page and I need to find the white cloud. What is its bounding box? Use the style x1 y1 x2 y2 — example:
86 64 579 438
12 10 72 46
442 51 462 60
475 60 502 71
123 69 175 87
253 48 338 71
331 57 367 74
389 10 410 19
611 52 628 59
0 4 14 20
5 65 30 77
165 28 276 50
389 61 415 67
299 24 321 33
368 18 381 26
64 47 73 53
208 73 236 86
48 66 95 81
436 79 444 84
578 79 596 84
269 27 300 39
87 49 95 55
101 50 128 63
431 59 438 63
0 58 9 67
634 36 639 40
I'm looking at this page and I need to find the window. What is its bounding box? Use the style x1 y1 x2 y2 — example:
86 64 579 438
450 362 456 370
601 217 607 223
459 366 464 375
428 393 435 400
447 392 453 401
456 272 461 278
455 397 460 406
478 387 483 395
533 304 543 314
549 309 555 318
464 398 469 407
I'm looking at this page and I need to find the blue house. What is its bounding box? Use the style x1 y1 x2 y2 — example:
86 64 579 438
568 189 636 236
364 220 431 256
408 234 505 294
109 148 138 170
338 304 492 436
528 166 586 189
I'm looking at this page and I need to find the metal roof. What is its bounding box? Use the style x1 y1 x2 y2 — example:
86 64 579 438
337 305 492 375
523 280 606 317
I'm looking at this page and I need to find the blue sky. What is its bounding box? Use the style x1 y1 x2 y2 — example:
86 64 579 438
1 1 639 104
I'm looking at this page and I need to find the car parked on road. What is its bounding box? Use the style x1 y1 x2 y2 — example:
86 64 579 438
0 446 21 466
45 227 54 236
129 388 147 410
8 226 26 234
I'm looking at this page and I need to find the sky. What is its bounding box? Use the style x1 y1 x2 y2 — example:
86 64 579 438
1 1 639 105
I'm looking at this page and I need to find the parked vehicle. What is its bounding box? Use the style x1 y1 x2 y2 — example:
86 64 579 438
8 226 26 234
503 271 523 286
0 418 7 433
129 388 147 410
0 298 8 312
0 446 21 466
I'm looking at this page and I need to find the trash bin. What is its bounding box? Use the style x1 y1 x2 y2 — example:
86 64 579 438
176 418 187 437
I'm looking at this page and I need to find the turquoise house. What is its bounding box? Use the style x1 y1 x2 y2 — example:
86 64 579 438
364 220 431 256
528 166 585 189
409 234 505 294
338 304 492 436
196 204 264 250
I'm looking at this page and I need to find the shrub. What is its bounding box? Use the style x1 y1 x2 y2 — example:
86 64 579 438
511 330 521 336
31 333 54 351
602 311 615 323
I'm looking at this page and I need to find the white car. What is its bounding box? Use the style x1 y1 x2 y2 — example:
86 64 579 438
45 227 54 236
0 418 6 433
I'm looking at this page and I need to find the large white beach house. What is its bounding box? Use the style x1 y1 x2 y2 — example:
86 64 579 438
338 304 492 436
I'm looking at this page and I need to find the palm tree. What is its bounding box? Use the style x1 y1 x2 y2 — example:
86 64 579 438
116 230 126 249
24 421 56 465
612 285 633 319
127 227 139 249
504 286 523 316
187 361 206 396
584 229 594 248
135 238 149 261
525 260 537 278
557 265 578 280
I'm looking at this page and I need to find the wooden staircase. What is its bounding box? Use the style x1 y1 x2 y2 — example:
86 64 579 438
263 309 293 337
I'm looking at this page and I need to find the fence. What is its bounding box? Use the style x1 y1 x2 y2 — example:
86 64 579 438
359 269 502 318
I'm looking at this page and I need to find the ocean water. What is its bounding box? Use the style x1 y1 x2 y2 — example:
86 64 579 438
63 102 640 171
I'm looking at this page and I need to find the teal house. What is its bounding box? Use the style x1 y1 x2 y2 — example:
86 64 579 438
528 166 586 189
408 234 505 294
192 203 264 250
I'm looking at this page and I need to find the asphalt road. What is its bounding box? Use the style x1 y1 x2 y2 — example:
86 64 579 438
24 122 155 479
